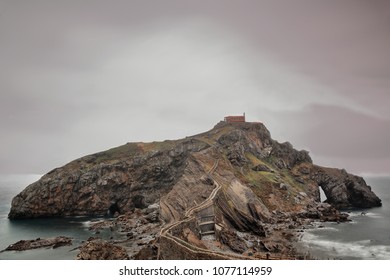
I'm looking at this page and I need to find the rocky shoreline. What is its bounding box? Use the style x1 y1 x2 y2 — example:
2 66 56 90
1 201 350 260
2 236 72 252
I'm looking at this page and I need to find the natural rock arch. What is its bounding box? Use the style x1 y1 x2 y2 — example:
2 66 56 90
311 167 381 209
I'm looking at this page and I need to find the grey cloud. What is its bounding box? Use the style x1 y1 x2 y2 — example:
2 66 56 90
302 106 390 160
0 0 389 175
265 104 390 159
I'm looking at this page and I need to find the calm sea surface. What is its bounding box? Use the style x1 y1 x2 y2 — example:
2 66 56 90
0 175 114 260
0 175 389 259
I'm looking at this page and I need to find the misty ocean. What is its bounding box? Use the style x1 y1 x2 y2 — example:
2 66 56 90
0 175 389 260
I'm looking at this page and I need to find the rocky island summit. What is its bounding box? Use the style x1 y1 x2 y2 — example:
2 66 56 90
8 118 381 259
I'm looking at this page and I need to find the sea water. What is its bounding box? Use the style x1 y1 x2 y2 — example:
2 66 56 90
300 177 390 259
0 175 389 260
0 175 115 260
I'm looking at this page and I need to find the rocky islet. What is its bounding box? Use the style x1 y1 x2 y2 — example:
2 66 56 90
6 121 381 259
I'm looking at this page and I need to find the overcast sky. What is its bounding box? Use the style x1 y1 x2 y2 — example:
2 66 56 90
1 0 390 175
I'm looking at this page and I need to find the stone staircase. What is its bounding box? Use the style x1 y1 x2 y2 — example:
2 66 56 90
198 214 215 238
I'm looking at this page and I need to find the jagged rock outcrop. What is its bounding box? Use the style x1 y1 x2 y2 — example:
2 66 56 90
183 228 208 249
219 229 248 253
76 238 129 260
311 166 382 209
7 120 382 259
297 203 350 222
270 141 312 168
2 236 72 251
292 164 382 209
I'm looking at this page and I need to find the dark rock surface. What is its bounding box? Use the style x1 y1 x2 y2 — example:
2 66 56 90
76 238 129 260
252 164 273 172
9 140 209 219
312 167 382 209
2 236 72 252
85 206 161 259
219 229 247 253
183 228 208 250
133 244 158 260
292 164 382 209
270 141 312 168
298 203 350 222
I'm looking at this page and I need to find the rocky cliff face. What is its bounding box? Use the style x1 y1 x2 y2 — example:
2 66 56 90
9 121 381 219
8 121 381 259
9 139 208 219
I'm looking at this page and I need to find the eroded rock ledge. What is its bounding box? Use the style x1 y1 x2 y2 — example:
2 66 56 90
2 236 72 252
76 238 129 260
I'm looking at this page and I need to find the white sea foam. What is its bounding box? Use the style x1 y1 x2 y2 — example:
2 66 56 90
301 231 390 259
81 218 108 228
306 226 339 232
81 221 93 228
346 212 363 217
346 211 383 221
364 212 382 219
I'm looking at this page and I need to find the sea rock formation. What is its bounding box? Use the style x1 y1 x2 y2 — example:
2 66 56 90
309 166 382 209
7 121 382 259
2 236 72 251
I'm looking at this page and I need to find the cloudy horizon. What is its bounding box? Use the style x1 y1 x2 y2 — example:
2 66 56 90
1 0 390 176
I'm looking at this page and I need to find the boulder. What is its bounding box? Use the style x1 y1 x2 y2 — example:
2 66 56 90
133 244 158 260
252 164 273 172
219 229 247 253
76 239 129 260
183 228 208 250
